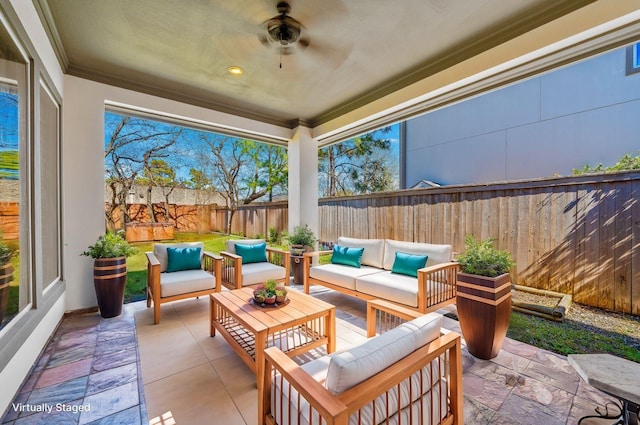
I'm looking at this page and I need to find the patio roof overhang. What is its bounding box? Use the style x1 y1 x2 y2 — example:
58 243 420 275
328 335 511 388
36 0 640 144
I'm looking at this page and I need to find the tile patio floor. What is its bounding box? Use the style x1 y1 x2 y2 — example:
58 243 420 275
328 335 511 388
2 284 619 425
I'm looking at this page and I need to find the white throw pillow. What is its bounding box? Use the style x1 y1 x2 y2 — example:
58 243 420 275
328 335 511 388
336 237 385 268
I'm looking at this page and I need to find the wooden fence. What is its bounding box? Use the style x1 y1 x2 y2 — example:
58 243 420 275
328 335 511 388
318 172 640 315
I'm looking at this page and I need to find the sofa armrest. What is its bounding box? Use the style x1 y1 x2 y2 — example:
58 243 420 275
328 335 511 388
302 250 333 293
416 262 460 313
261 346 348 425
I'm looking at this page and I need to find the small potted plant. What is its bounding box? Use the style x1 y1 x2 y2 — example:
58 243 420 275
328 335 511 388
275 285 288 303
0 239 14 325
263 279 278 304
82 231 137 318
456 235 515 359
253 287 268 304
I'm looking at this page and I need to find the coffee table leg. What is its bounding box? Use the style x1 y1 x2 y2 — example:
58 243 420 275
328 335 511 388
326 307 336 353
255 331 267 388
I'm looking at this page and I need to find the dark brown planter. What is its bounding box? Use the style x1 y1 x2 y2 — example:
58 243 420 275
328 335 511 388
456 272 511 360
0 263 13 324
93 257 127 318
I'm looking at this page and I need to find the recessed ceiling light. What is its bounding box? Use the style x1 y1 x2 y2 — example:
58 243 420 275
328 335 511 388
228 66 244 76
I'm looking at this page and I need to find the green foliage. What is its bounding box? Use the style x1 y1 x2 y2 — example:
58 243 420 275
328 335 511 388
457 235 514 277
0 239 13 267
82 231 138 259
287 225 317 248
318 126 396 197
573 152 640 175
508 312 640 362
268 227 282 244
0 150 18 179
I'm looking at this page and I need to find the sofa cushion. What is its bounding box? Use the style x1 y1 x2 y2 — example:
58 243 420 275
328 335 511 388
337 237 385 268
309 264 383 291
325 313 443 394
331 245 364 268
391 251 428 278
154 242 204 273
235 242 268 264
232 261 286 286
166 247 202 272
356 271 419 307
160 269 216 298
225 238 266 255
383 240 452 270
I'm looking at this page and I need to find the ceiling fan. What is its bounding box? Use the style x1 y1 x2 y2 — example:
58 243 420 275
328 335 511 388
259 2 310 67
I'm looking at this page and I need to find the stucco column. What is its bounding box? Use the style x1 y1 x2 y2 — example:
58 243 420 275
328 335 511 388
288 126 319 240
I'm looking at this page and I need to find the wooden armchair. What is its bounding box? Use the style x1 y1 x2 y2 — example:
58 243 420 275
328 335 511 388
259 304 463 425
220 239 290 290
146 242 222 324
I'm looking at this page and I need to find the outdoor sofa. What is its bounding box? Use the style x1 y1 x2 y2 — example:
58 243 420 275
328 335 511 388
303 237 459 313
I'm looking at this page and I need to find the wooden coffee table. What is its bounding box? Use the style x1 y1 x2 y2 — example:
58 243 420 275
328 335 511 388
209 287 336 385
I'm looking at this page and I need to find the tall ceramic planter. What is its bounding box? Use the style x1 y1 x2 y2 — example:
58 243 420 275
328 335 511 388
456 272 511 360
0 263 13 324
93 256 127 318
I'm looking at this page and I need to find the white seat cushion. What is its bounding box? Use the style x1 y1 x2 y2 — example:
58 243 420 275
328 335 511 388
336 237 385 268
154 242 204 273
160 269 216 298
236 262 286 286
355 271 419 307
383 240 452 270
309 264 383 290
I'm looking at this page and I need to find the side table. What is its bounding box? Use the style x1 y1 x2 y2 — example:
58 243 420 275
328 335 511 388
568 354 640 425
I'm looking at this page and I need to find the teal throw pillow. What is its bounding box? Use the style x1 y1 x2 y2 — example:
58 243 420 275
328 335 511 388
166 247 202 272
391 251 428 277
331 245 364 268
235 242 268 264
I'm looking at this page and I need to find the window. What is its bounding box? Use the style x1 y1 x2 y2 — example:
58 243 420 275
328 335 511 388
626 42 640 75
0 22 29 330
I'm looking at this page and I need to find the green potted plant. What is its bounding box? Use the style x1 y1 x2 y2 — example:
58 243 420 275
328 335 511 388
253 279 287 306
0 239 14 325
288 225 317 285
288 225 317 255
82 231 137 318
456 235 515 360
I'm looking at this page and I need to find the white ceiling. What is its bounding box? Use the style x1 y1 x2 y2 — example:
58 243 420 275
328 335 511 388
39 0 597 128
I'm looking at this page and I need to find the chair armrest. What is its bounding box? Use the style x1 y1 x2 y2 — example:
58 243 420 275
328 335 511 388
366 299 423 337
202 251 223 291
220 250 241 261
261 347 348 425
266 247 290 266
146 252 161 300
203 250 222 261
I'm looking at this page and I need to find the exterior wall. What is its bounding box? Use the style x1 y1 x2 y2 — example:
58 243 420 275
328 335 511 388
405 46 640 186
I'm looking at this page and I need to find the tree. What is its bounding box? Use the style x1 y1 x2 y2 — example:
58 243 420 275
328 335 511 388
104 113 182 230
318 126 394 197
202 134 288 234
136 158 179 223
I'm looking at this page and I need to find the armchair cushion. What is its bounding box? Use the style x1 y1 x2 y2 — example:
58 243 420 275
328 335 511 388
233 262 287 286
225 238 266 255
235 242 268 264
153 242 204 273
325 313 443 394
160 269 216 298
166 246 202 272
